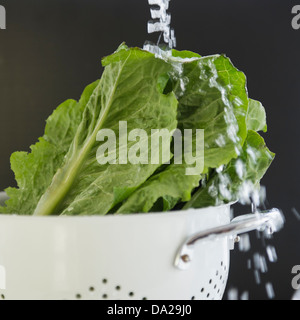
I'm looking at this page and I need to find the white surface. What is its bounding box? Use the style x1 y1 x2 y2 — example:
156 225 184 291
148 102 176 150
0 192 231 300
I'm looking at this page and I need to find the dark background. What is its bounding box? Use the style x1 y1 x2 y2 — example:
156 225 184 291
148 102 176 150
0 0 299 300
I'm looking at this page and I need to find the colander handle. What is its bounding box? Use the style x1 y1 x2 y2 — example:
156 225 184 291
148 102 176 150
174 208 284 270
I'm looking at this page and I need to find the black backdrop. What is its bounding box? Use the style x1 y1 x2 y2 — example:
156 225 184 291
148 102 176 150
0 0 299 300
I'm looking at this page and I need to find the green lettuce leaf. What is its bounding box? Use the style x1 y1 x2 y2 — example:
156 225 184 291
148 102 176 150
117 164 201 214
117 50 249 214
1 45 178 216
0 81 99 215
184 130 275 209
174 54 249 169
0 44 274 216
246 99 267 132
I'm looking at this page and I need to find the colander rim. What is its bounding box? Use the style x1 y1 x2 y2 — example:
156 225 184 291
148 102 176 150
0 191 235 220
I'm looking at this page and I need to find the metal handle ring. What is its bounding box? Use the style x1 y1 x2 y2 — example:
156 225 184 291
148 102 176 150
174 208 284 270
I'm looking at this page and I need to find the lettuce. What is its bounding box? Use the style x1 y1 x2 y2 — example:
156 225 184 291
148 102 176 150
184 131 274 209
117 52 250 213
1 45 178 215
0 44 274 215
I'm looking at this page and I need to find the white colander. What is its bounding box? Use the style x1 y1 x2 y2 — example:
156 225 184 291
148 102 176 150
0 192 283 301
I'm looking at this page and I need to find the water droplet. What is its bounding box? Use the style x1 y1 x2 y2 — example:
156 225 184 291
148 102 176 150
247 259 252 270
266 245 278 263
215 134 226 147
238 234 251 252
235 159 245 179
265 283 275 299
227 288 238 300
240 291 249 300
260 255 268 273
292 207 300 221
292 290 300 300
254 270 261 285
253 253 268 273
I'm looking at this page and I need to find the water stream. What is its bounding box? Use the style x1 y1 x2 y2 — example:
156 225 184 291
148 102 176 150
144 0 285 301
145 0 176 49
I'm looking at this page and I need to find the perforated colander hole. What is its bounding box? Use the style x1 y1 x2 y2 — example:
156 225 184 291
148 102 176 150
115 286 121 291
129 292 134 298
201 288 204 293
89 287 95 292
142 297 148 300
102 294 108 299
209 279 212 284
76 294 82 299
191 296 195 300
102 278 108 284
0 294 5 300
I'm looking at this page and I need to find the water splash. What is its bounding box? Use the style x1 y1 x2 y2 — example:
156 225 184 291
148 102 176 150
235 159 245 180
146 0 176 49
227 287 249 300
242 231 280 298
144 1 283 300
215 134 226 147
